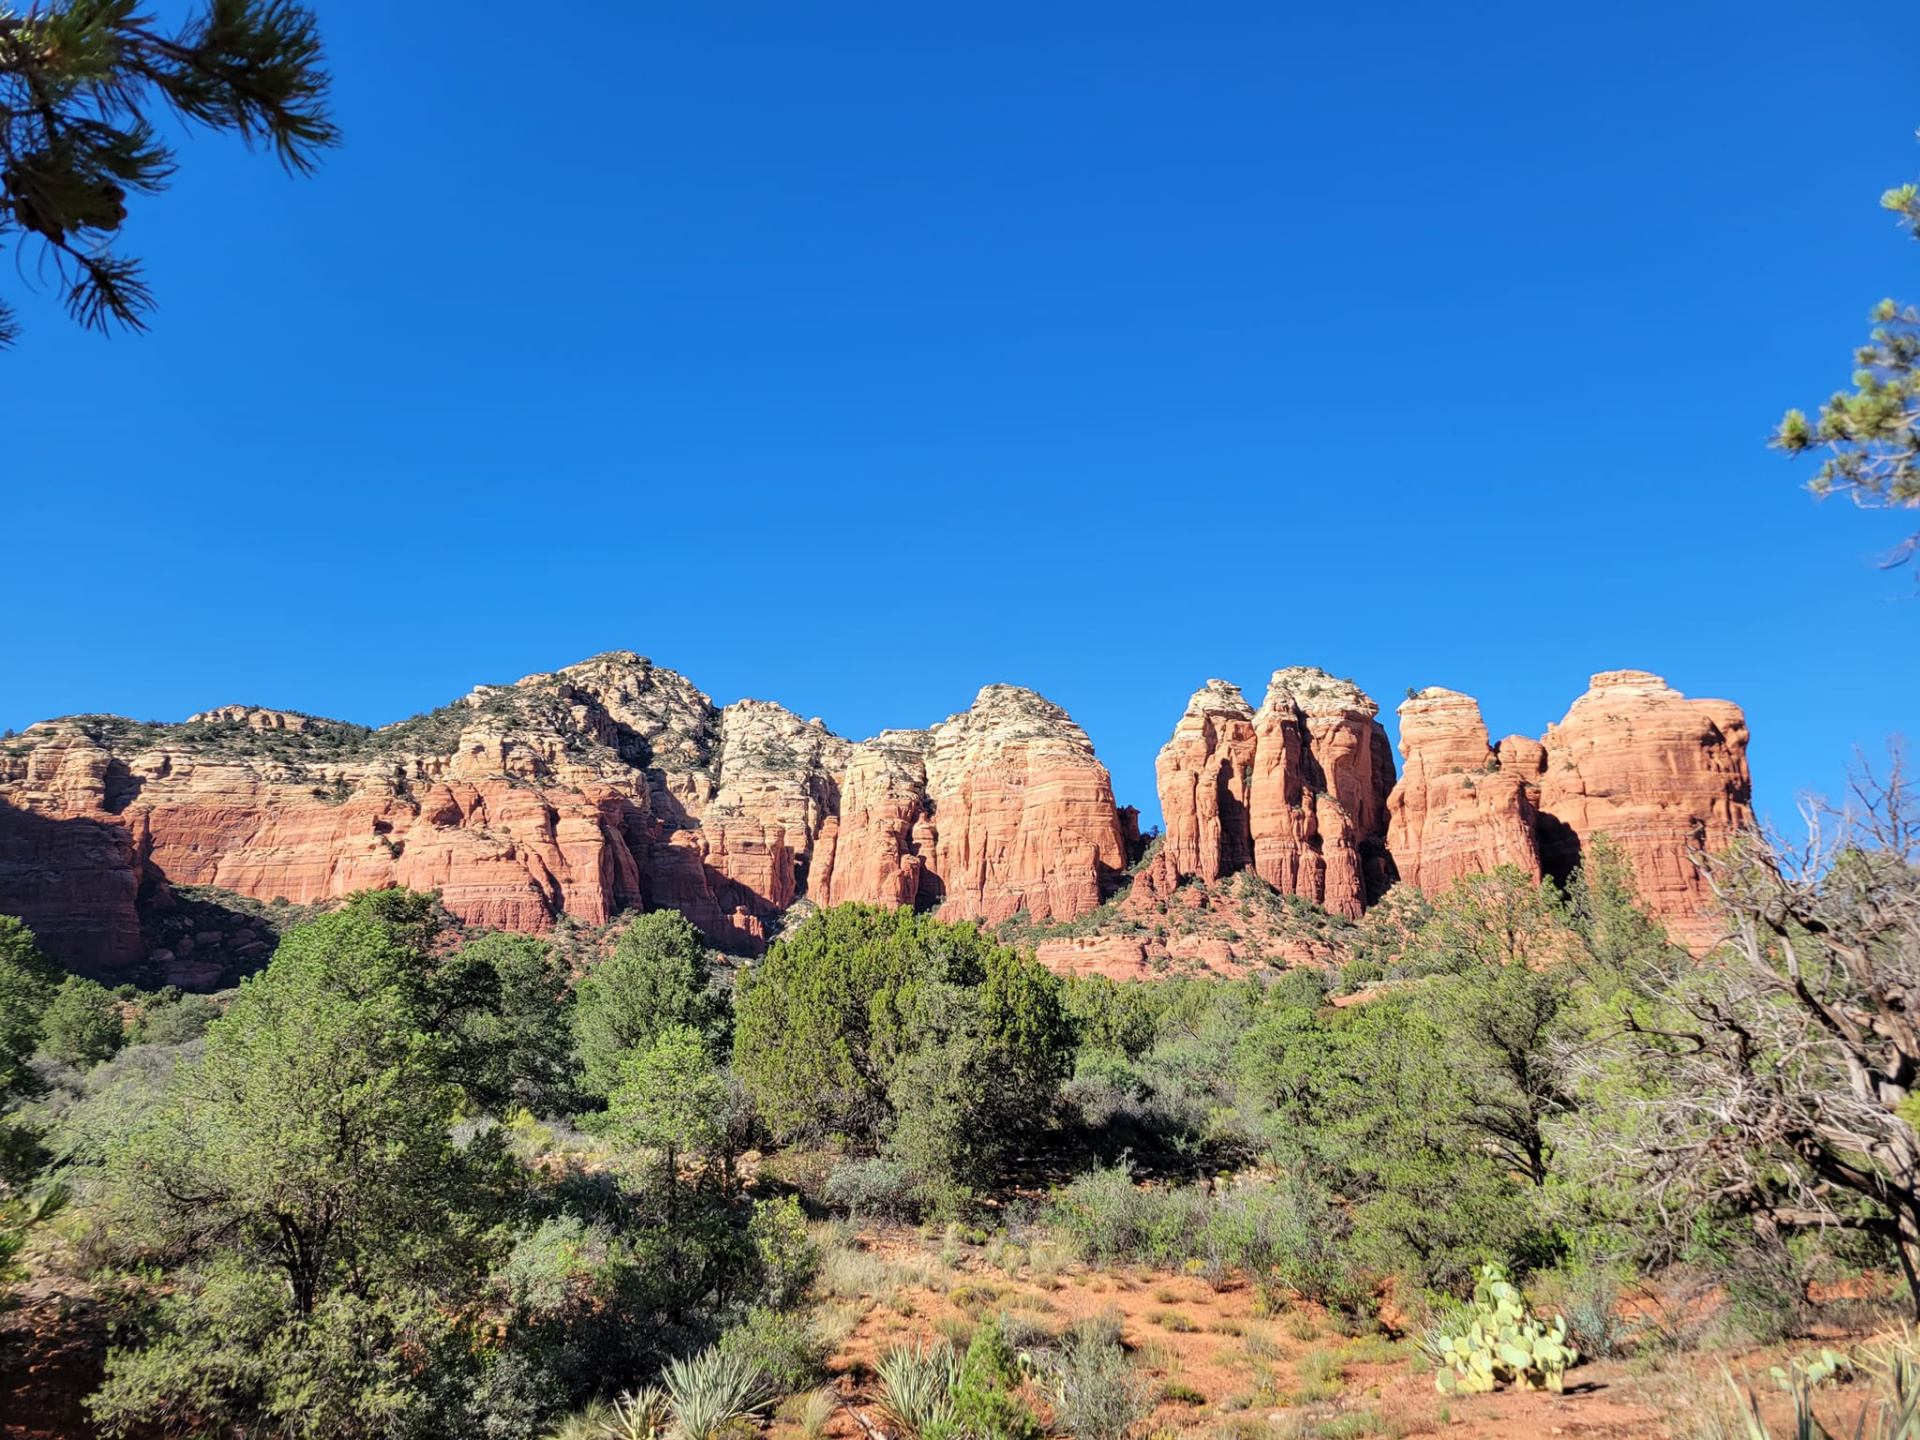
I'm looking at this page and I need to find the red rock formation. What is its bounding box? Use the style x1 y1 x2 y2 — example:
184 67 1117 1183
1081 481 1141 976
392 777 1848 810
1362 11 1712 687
809 733 930 910
0 654 859 972
810 686 1129 926
0 652 1755 977
1536 670 1753 949
1150 668 1393 919
0 659 1136 975
1381 671 1752 950
1385 689 1542 895
1155 681 1258 884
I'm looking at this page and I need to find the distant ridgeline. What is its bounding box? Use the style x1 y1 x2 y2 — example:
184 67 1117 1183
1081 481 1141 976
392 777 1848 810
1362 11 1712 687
0 653 1751 984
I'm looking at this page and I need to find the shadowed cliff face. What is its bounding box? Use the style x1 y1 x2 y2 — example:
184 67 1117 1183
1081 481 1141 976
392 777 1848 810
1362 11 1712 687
1152 669 1393 920
0 654 1753 980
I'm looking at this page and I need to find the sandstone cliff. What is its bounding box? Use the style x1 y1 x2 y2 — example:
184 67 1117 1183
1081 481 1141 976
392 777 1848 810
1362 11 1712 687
1537 670 1753 949
1385 689 1542 895
0 653 850 976
0 653 1756 980
811 686 1130 927
1383 671 1752 949
1149 668 1393 919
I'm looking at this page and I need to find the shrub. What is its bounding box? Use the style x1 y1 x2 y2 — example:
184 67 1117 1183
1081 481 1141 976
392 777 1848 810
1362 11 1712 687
749 1196 818 1309
953 1316 1043 1440
38 976 123 1068
717 1307 826 1394
825 1158 920 1223
1041 1326 1150 1440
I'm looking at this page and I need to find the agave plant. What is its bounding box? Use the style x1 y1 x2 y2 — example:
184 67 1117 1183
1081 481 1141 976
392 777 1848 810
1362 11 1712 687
873 1341 960 1440
1720 1364 1820 1440
664 1347 776 1440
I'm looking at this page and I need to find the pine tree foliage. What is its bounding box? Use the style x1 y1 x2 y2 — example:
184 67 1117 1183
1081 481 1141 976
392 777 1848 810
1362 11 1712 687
0 0 335 346
1775 132 1920 563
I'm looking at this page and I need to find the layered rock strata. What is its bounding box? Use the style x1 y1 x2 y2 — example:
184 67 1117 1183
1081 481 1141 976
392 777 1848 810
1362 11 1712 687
1384 689 1542 894
0 654 1756 978
811 686 1130 927
1149 668 1394 918
0 654 850 973
1383 671 1752 949
1536 670 1753 949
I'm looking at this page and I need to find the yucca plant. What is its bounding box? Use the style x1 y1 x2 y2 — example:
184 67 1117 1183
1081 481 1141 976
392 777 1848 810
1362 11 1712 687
606 1387 673 1440
1719 1365 1821 1440
874 1341 960 1440
664 1347 776 1440
801 1387 839 1440
543 1399 615 1440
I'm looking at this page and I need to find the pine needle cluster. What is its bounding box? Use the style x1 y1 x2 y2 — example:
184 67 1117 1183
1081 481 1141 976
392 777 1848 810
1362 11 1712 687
0 0 335 345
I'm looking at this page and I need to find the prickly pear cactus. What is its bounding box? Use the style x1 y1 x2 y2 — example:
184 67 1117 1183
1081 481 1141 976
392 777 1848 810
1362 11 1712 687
1433 1264 1580 1396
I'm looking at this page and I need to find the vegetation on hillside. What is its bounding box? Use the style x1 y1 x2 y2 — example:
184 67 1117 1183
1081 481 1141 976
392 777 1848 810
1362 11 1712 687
0 766 1916 1438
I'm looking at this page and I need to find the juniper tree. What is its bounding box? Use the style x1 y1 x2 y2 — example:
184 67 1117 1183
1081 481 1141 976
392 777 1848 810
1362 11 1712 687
0 0 335 346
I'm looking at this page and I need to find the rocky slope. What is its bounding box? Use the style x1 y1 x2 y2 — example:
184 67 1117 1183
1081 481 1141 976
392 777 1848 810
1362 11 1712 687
0 655 1754 980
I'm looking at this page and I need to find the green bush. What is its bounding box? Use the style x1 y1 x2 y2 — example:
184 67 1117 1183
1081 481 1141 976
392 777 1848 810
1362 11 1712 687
734 904 1072 1197
38 976 123 1068
749 1195 818 1309
953 1315 1042 1440
824 1157 920 1222
717 1306 825 1394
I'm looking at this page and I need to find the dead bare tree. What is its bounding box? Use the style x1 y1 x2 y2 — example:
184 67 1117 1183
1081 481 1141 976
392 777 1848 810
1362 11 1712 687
1560 745 1920 1316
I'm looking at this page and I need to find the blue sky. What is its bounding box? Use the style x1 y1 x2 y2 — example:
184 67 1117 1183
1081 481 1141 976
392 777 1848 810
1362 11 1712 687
3 0 1915 832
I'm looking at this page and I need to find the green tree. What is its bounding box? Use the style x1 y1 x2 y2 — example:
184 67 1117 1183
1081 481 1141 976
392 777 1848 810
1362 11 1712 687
1774 137 1920 563
1418 866 1570 973
0 0 337 346
445 931 577 1115
605 1023 729 1300
607 1024 727 1184
1416 958 1569 1187
38 974 124 1068
1559 758 1920 1316
733 904 1072 1198
1236 993 1536 1288
107 906 498 1320
0 915 59 1103
574 910 723 1099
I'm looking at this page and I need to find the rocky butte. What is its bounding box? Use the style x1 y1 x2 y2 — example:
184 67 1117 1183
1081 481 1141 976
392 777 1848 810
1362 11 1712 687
0 654 1753 981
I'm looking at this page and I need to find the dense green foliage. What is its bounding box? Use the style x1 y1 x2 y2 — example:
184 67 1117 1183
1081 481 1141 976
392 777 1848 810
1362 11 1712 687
0 914 59 1104
38 975 125 1068
574 910 726 1098
734 904 1072 1207
0 0 337 346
